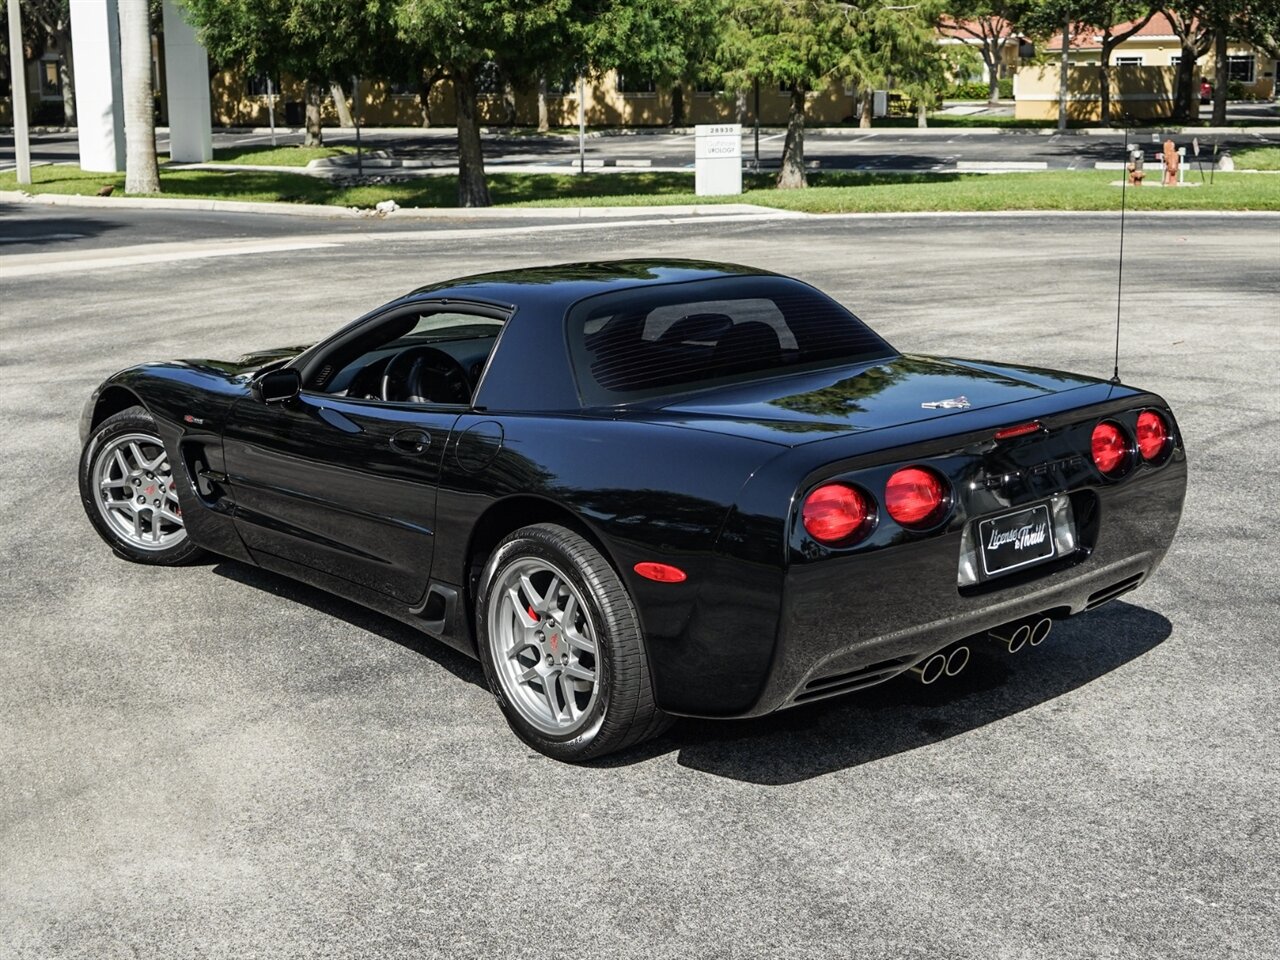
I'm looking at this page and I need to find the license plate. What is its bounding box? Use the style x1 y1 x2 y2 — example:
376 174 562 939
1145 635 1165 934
978 504 1056 577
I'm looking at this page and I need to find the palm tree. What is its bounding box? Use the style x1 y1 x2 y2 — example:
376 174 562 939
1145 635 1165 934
118 0 159 193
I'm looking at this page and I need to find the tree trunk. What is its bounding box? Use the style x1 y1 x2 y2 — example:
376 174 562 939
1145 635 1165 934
1057 13 1070 131
304 80 324 145
454 68 491 207
917 97 928 128
859 88 872 129
1099 49 1112 125
418 75 434 127
777 84 807 189
671 82 684 127
537 76 549 132
1211 27 1228 125
118 0 159 193
982 37 1005 106
734 88 748 124
1173 42 1195 120
986 49 1001 106
330 79 354 127
502 80 517 126
59 30 76 126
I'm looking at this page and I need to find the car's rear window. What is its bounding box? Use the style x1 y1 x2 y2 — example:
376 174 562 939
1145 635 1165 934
566 276 895 404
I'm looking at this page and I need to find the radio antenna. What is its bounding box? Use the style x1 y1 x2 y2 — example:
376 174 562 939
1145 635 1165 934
1111 120 1130 386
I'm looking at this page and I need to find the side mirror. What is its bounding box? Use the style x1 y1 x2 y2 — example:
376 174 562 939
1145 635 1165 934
252 367 301 404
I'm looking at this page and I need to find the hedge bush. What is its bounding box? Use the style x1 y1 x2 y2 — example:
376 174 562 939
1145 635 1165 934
946 77 1013 100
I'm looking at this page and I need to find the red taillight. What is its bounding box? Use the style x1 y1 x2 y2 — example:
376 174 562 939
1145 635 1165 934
634 562 688 583
802 483 870 544
1091 421 1130 476
884 466 949 528
1136 410 1170 461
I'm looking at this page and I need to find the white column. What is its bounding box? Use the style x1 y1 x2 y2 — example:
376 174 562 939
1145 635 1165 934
69 0 125 172
161 0 212 162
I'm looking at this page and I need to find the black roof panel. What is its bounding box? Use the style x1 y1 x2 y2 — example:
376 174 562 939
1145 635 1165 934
406 259 777 311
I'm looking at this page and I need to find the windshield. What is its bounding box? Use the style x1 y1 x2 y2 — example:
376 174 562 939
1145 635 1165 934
566 276 896 405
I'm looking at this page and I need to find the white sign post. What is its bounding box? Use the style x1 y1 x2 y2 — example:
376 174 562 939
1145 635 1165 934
695 123 742 196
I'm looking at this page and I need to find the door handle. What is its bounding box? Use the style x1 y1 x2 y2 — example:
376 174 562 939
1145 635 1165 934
389 429 430 456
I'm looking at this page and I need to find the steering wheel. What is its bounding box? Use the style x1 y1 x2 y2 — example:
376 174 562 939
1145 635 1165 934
380 345 472 405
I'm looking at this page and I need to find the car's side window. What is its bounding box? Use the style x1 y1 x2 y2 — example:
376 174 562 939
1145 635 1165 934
304 308 506 406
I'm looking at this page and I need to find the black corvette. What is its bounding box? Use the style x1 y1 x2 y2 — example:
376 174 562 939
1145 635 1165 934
79 261 1186 760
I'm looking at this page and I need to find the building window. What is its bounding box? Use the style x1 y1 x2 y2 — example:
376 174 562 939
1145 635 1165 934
1114 56 1144 67
246 74 280 97
38 58 62 101
617 71 657 96
1227 55 1256 84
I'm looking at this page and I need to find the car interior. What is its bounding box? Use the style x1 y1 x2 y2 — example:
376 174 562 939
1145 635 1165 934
305 310 505 406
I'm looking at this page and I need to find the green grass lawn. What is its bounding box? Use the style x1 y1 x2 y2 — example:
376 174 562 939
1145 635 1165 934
1231 146 1280 170
4 164 1276 213
195 143 359 166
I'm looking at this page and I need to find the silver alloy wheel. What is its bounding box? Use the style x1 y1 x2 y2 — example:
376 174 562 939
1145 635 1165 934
92 432 187 551
488 557 600 737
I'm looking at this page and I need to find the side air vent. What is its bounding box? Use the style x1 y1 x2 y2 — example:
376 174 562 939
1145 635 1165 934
312 364 334 388
1086 573 1144 610
794 655 914 703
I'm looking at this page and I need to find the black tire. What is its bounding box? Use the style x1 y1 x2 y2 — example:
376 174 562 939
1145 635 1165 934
476 523 672 762
78 405 207 566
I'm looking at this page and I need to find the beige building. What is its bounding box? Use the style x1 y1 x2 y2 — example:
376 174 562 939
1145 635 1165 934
1015 14 1277 121
209 68 869 130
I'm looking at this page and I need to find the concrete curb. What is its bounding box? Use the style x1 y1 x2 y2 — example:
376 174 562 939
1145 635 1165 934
0 190 794 221
4 190 1275 222
0 190 364 218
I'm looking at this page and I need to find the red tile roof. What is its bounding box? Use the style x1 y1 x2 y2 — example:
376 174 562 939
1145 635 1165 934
938 18 1018 41
1045 13 1183 51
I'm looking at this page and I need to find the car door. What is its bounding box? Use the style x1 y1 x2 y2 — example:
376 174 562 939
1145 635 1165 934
221 391 455 605
218 300 508 606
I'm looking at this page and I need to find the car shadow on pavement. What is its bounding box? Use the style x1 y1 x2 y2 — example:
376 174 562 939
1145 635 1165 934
601 600 1172 785
0 209 126 247
211 560 487 690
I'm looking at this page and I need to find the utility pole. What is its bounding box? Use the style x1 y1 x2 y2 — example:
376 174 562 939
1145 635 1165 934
266 76 277 146
353 75 363 178
753 79 760 170
7 0 32 185
578 74 586 174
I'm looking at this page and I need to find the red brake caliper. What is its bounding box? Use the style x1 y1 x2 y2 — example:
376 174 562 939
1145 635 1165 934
527 606 539 622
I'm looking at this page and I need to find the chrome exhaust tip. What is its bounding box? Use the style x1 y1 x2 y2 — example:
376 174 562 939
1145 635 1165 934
910 652 948 685
989 622 1032 654
1028 616 1053 647
944 644 971 677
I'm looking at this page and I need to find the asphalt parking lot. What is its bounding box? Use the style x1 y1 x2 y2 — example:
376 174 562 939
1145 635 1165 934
1 206 1277 958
